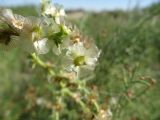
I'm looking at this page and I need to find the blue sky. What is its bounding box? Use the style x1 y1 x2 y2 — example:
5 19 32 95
0 0 158 11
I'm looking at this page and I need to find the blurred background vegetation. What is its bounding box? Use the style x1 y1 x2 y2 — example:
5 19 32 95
0 2 160 120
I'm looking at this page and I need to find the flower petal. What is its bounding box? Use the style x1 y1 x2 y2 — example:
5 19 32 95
34 38 49 54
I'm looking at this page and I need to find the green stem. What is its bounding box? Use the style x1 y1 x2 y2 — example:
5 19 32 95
62 88 89 112
55 112 60 120
93 100 100 112
31 53 55 76
31 53 46 68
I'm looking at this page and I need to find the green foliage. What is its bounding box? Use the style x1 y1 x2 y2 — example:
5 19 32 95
79 4 160 120
11 6 38 16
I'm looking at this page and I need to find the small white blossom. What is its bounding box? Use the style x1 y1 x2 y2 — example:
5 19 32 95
34 38 49 54
44 4 56 16
65 42 100 78
67 42 100 66
43 3 66 24
94 109 112 120
1 9 25 30
18 17 49 54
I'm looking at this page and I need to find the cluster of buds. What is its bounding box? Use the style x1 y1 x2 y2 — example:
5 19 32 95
0 0 112 120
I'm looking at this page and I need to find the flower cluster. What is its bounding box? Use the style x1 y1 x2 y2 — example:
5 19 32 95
0 1 100 78
0 0 113 120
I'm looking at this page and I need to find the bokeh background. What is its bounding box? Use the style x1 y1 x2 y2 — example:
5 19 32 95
0 0 160 120
0 0 159 10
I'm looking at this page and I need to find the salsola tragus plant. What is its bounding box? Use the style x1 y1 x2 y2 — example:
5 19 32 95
0 0 112 120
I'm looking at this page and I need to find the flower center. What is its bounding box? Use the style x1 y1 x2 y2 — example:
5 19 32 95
12 19 24 29
32 26 42 41
73 56 85 66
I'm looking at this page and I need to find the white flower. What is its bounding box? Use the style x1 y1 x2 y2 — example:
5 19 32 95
44 4 56 16
59 8 65 16
0 9 25 30
16 17 49 54
43 3 66 24
64 42 100 78
34 38 49 54
22 16 42 34
54 7 65 24
67 42 100 66
94 109 112 120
